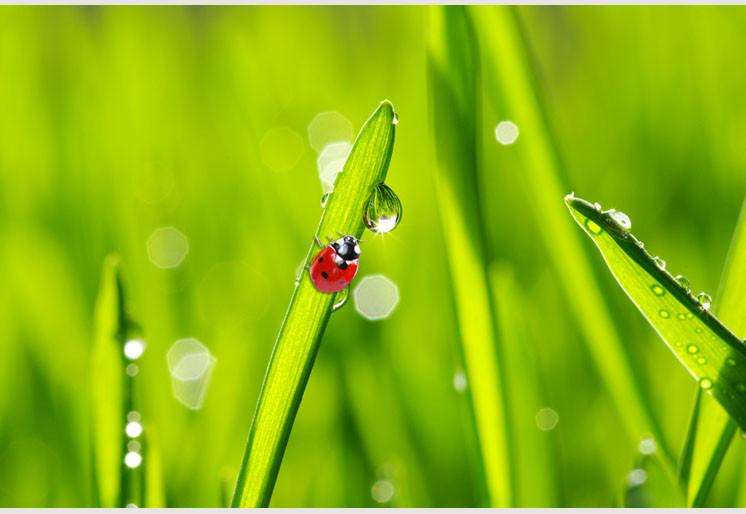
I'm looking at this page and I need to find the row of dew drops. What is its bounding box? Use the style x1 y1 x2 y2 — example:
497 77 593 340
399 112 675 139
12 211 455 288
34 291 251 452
578 197 746 394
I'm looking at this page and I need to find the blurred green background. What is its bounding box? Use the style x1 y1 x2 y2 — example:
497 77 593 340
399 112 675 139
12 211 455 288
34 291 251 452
0 5 745 507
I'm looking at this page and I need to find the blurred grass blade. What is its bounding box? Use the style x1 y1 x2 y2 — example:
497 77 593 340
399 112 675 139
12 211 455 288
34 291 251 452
143 429 165 507
678 387 702 488
232 101 398 508
685 196 746 506
490 264 557 506
90 255 126 507
471 5 673 467
565 195 746 429
428 6 514 506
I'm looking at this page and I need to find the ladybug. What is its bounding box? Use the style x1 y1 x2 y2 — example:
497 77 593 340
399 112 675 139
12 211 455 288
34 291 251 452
310 235 361 293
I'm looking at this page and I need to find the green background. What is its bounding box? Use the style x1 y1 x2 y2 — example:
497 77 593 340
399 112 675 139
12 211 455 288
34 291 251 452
0 6 744 507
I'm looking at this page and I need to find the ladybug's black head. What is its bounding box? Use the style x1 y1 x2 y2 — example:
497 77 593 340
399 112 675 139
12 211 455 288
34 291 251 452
332 235 361 262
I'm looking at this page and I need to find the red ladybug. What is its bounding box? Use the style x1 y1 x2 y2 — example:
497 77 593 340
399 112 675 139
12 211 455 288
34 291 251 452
310 235 361 293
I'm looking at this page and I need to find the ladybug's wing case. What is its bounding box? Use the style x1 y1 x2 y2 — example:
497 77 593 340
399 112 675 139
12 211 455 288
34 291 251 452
310 246 359 293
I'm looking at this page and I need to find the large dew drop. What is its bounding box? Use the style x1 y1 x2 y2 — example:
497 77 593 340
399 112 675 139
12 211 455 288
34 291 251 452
605 209 631 232
696 292 712 310
675 275 692 294
364 183 403 234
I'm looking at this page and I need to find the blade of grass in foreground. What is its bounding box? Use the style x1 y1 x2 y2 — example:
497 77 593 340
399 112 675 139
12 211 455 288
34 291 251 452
90 255 153 508
683 196 746 506
428 6 513 506
565 195 746 430
90 255 126 507
470 5 674 468
232 101 397 508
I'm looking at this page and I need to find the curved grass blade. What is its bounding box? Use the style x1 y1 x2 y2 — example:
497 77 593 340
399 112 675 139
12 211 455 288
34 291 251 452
470 6 674 468
428 6 513 506
565 195 746 432
90 255 126 507
232 101 398 508
684 196 746 506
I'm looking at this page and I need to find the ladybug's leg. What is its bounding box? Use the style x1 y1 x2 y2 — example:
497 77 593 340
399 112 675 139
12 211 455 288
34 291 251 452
313 235 324 249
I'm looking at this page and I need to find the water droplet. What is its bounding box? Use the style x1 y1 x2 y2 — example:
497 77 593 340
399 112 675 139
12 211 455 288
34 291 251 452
650 284 665 297
124 451 142 469
696 292 712 310
364 183 403 234
125 421 143 438
584 218 603 235
593 202 602 211
453 370 468 392
321 192 332 208
332 287 349 312
695 327 703 334
638 438 657 455
699 378 713 390
606 209 631 231
687 344 699 354
627 468 647 487
126 363 139 377
727 358 737 366
371 479 395 503
685 312 693 319
675 275 691 294
127 440 141 453
658 309 670 319
633 237 645 249
653 256 666 270
697 356 707 365
494 120 519 145
392 113 400 126
127 411 141 423
123 339 146 360
677 312 687 320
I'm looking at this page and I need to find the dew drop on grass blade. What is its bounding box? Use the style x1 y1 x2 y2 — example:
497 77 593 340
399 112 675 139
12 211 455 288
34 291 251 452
565 195 746 431
232 101 398 508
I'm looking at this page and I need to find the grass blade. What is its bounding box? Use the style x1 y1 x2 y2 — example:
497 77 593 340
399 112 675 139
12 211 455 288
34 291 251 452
428 6 513 506
232 101 398 508
90 255 126 507
685 196 746 506
565 195 746 430
471 5 674 467
490 264 557 506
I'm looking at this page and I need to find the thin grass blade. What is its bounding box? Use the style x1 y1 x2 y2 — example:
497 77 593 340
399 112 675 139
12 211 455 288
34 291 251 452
490 264 557 506
90 255 126 507
565 195 746 431
470 6 674 468
428 6 513 506
685 196 746 506
232 101 398 507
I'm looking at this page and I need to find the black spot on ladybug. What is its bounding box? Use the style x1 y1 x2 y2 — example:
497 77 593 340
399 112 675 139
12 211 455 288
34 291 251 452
338 261 348 270
318 257 323 263
321 271 329 279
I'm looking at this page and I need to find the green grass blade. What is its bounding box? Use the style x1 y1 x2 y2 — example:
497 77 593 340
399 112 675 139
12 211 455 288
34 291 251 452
678 387 702 488
428 6 513 506
232 101 397 508
471 5 674 467
565 195 746 430
490 264 557 506
685 196 746 506
90 255 126 507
